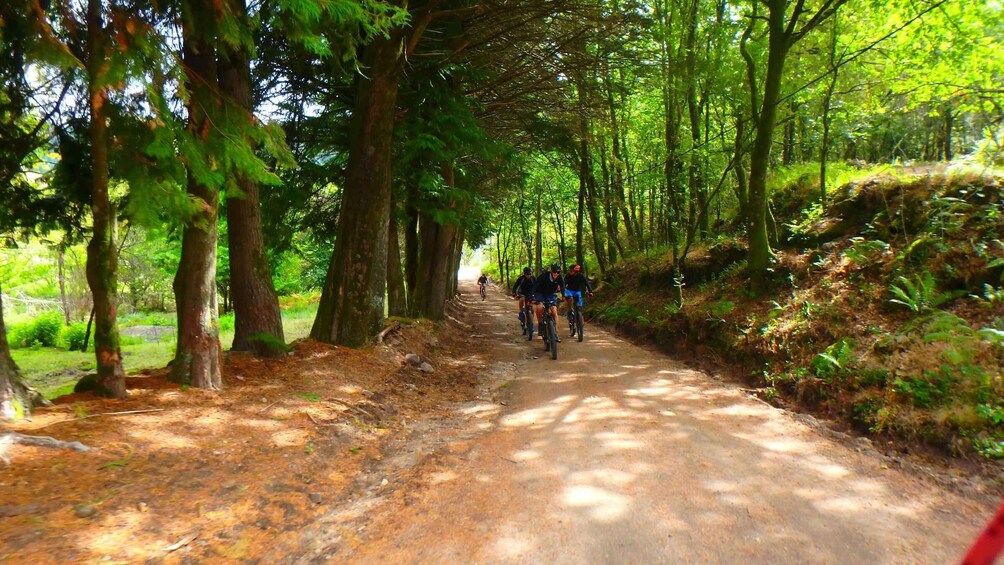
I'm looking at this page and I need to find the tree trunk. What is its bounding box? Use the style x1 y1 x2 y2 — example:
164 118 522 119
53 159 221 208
942 103 954 162
414 213 458 320
57 246 70 324
310 29 403 346
585 151 607 274
733 113 750 229
387 207 408 317
747 2 790 291
534 184 543 272
219 0 285 355
576 163 586 267
0 287 30 420
85 0 126 398
404 185 419 299
171 0 222 389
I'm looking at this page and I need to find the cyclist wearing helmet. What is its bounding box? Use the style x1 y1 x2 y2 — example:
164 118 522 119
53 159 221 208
563 264 593 334
533 264 565 341
511 267 536 323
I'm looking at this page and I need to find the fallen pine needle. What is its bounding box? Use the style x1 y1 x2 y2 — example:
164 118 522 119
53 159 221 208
35 409 165 430
162 531 199 552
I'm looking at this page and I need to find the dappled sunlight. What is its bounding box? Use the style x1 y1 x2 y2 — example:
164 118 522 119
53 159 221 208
561 485 630 523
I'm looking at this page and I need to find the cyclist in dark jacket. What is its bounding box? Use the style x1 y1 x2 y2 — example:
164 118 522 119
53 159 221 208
563 264 593 307
533 264 564 340
511 267 535 323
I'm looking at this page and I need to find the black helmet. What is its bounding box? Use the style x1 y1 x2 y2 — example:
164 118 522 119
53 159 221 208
523 267 533 276
550 263 561 273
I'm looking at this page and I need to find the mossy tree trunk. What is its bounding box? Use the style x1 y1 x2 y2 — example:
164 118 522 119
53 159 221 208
218 0 284 356
387 202 409 317
85 0 126 398
0 287 30 420
311 28 404 346
171 0 222 389
746 0 847 291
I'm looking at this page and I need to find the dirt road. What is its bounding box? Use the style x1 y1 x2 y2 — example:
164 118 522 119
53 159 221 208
332 279 994 564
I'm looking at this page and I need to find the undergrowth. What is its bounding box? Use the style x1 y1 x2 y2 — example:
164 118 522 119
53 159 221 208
593 169 1004 462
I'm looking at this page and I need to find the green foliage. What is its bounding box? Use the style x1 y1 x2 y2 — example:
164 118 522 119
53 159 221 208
709 300 736 317
297 392 320 402
843 237 888 266
973 438 1004 459
8 310 63 348
248 332 292 355
58 322 88 351
219 313 236 333
893 373 952 408
888 273 962 313
600 302 643 325
812 338 857 380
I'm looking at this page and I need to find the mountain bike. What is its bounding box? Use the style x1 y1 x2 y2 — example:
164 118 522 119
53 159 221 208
567 294 585 342
539 297 558 360
519 299 535 340
479 284 487 301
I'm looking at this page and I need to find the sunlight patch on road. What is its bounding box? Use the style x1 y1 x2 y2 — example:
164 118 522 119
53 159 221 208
594 430 645 451
458 402 501 418
512 448 540 462
734 434 813 454
567 468 636 488
500 394 577 428
561 485 630 522
704 403 772 418
488 532 535 560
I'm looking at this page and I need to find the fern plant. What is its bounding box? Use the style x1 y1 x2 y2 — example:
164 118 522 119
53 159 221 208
888 273 963 313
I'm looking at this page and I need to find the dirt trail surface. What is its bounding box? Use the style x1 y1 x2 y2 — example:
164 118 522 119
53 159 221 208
326 278 995 564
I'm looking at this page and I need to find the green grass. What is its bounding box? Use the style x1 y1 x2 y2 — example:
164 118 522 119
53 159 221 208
13 302 319 399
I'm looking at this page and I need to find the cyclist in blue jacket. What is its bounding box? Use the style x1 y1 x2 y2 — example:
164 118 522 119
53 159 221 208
563 264 593 335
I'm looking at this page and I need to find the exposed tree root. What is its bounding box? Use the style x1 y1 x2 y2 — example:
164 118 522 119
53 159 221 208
0 432 95 464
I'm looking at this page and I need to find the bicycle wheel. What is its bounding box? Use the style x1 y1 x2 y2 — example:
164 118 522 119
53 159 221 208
547 318 558 360
526 310 535 341
480 286 486 300
542 319 550 351
576 308 584 342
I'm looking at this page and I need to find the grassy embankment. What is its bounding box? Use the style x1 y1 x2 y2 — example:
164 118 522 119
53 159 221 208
11 294 319 398
591 164 1004 463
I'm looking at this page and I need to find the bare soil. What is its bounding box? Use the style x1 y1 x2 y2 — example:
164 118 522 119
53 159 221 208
1 277 998 563
331 280 996 564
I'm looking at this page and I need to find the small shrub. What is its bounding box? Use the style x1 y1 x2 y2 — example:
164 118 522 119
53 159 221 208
973 437 1004 459
888 273 963 313
8 311 65 348
812 338 857 380
58 322 89 351
709 300 736 317
248 332 291 356
6 322 31 348
218 313 235 333
893 369 953 408
843 237 889 266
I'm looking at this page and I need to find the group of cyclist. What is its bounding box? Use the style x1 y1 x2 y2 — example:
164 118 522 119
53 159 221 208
508 263 593 340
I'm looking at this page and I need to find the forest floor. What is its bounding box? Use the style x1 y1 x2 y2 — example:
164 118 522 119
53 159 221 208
1 276 999 563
